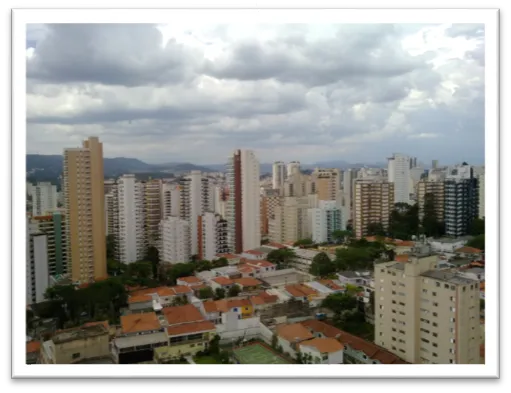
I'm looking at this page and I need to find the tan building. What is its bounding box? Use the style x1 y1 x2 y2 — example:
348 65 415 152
375 244 481 364
283 172 313 198
143 179 162 247
353 179 394 239
313 168 341 202
261 195 281 236
269 196 312 243
40 324 111 364
417 180 445 221
63 137 107 283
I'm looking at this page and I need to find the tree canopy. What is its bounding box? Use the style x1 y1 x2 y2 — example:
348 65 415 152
467 234 485 250
309 252 336 277
267 248 297 269
469 218 485 236
388 203 419 240
331 230 353 244
293 238 314 247
421 193 445 238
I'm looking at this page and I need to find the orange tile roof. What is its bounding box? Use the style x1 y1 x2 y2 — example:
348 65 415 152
395 254 409 263
246 260 275 268
245 249 264 255
162 304 205 326
250 295 278 306
480 344 485 359
83 320 110 331
128 294 153 304
171 285 193 294
233 277 263 287
190 283 208 291
216 253 239 259
238 265 256 274
177 276 202 284
26 341 41 354
268 242 287 249
277 323 314 343
121 312 161 334
203 300 220 313
318 279 345 291
285 284 318 298
212 277 234 286
300 319 343 338
227 298 252 309
456 246 483 254
166 320 216 337
299 337 344 353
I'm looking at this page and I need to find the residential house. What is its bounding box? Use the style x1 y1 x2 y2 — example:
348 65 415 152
238 264 258 278
214 253 241 265
458 267 485 282
159 320 217 361
163 304 205 327
215 298 254 320
284 284 319 302
455 246 483 260
233 277 264 292
26 341 41 364
249 294 279 314
41 324 111 364
299 319 407 364
113 312 167 364
176 276 203 286
336 271 372 286
240 249 267 260
276 323 314 356
202 300 223 324
317 279 345 293
428 237 470 253
298 337 344 364
244 260 277 275
210 276 234 291
127 295 153 313
393 240 416 255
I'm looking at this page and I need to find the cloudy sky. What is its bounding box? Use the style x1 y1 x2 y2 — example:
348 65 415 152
26 23 485 166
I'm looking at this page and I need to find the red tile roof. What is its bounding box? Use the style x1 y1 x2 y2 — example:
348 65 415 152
318 279 345 291
177 276 202 284
170 285 193 294
212 277 234 286
128 294 153 304
163 304 205 326
395 254 409 263
121 312 161 334
245 249 264 256
455 246 483 254
166 320 216 337
233 277 263 287
299 337 344 353
245 260 275 268
83 320 110 331
250 295 278 306
285 284 318 298
26 341 41 354
216 253 239 259
203 301 220 313
277 323 314 343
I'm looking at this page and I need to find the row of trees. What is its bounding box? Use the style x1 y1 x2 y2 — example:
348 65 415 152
197 285 241 300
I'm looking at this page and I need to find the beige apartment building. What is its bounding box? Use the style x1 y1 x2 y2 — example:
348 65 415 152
144 179 162 247
417 180 445 221
374 245 481 364
268 196 314 243
353 179 394 238
63 137 107 283
283 172 313 198
313 168 341 202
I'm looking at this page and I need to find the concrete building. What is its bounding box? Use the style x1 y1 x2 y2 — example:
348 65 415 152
161 183 181 219
226 149 261 253
284 172 313 198
30 211 69 277
432 160 439 169
272 161 286 192
342 169 356 222
287 161 301 178
27 220 49 305
180 171 212 257
160 217 191 264
269 196 312 244
104 189 117 237
313 168 341 203
213 185 227 218
63 136 107 283
444 166 479 237
375 244 481 364
309 200 344 244
117 175 146 264
198 212 229 261
417 180 445 221
478 173 485 219
388 153 411 205
32 182 58 216
353 179 394 239
143 179 162 247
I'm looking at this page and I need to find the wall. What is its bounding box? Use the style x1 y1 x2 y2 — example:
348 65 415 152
216 316 262 344
277 337 297 358
55 334 110 364
259 323 274 345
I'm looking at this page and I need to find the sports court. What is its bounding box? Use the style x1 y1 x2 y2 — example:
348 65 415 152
233 342 291 364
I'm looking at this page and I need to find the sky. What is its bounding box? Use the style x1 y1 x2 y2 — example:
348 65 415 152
26 23 485 166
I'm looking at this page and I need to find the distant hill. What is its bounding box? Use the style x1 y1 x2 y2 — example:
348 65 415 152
26 154 216 185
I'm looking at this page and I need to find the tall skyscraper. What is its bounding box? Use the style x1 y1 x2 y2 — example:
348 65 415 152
161 183 181 219
27 217 49 305
160 217 190 264
375 244 481 364
313 168 341 202
226 149 261 253
287 161 301 178
417 180 445 222
143 179 162 247
388 153 412 205
197 212 228 261
342 169 356 222
63 136 107 283
272 161 286 191
32 182 58 216
308 200 344 243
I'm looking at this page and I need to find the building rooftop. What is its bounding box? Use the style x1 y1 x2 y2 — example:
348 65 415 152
285 284 318 298
52 324 108 344
212 276 234 286
421 270 479 285
177 276 202 284
233 277 263 287
166 320 216 337
120 312 161 334
455 246 483 254
299 337 344 353
244 249 264 256
128 294 153 304
26 341 41 354
245 260 276 269
277 323 314 343
337 271 371 278
163 304 205 326
114 332 168 349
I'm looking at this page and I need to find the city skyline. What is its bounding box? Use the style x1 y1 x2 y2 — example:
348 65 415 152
26 23 485 166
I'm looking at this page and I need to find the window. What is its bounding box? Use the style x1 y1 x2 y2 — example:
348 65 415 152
392 337 397 342
432 292 437 297
422 289 427 294
392 327 397 332
432 312 438 317
450 296 454 302
433 322 438 327
72 353 80 359
432 333 438 338
450 307 456 312
399 330 405 335
433 353 438 358
436 282 440 287
433 302 439 307
421 338 430 344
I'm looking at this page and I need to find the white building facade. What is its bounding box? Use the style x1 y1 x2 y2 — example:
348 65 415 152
388 153 411 205
161 183 181 219
308 200 344 244
32 182 58 216
160 217 190 264
272 161 286 191
27 219 49 305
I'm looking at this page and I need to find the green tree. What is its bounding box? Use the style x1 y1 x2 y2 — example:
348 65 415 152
212 258 229 268
388 203 419 240
421 193 444 237
228 285 241 297
209 335 221 355
196 260 213 272
214 287 226 300
293 238 314 247
106 234 116 260
470 218 485 236
321 293 357 314
145 246 160 280
309 252 336 277
331 230 352 244
198 287 214 300
126 261 152 280
366 222 386 237
267 248 297 269
480 298 485 311
467 234 485 250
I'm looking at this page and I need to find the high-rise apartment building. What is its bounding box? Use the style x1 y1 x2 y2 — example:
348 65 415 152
179 171 212 258
342 169 356 222
116 174 146 264
197 212 228 260
161 183 181 219
417 180 445 222
353 179 394 239
375 244 481 364
313 168 341 203
272 161 286 191
31 210 69 277
444 166 479 237
26 218 49 305
478 173 485 219
143 179 162 247
284 172 313 198
308 200 344 244
388 153 411 205
105 190 117 237
268 196 314 243
226 150 261 253
287 161 301 178
32 182 58 216
160 217 190 264
63 137 107 283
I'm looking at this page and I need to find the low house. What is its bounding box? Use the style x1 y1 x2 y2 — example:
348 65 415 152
233 277 263 291
161 320 217 361
128 286 193 309
240 249 266 261
163 304 205 327
393 240 415 255
428 237 470 253
202 300 222 324
317 279 345 293
210 276 234 291
214 253 241 265
303 281 340 297
298 337 344 364
127 294 153 313
238 265 258 278
189 283 211 297
276 323 314 356
250 293 279 313
244 260 277 274
26 341 41 364
176 276 203 287
211 265 242 279
455 246 483 259
336 271 372 286
216 298 254 320
284 284 318 302
266 242 288 250
299 320 406 364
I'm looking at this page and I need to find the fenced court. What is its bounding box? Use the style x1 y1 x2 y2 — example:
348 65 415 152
233 342 291 364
